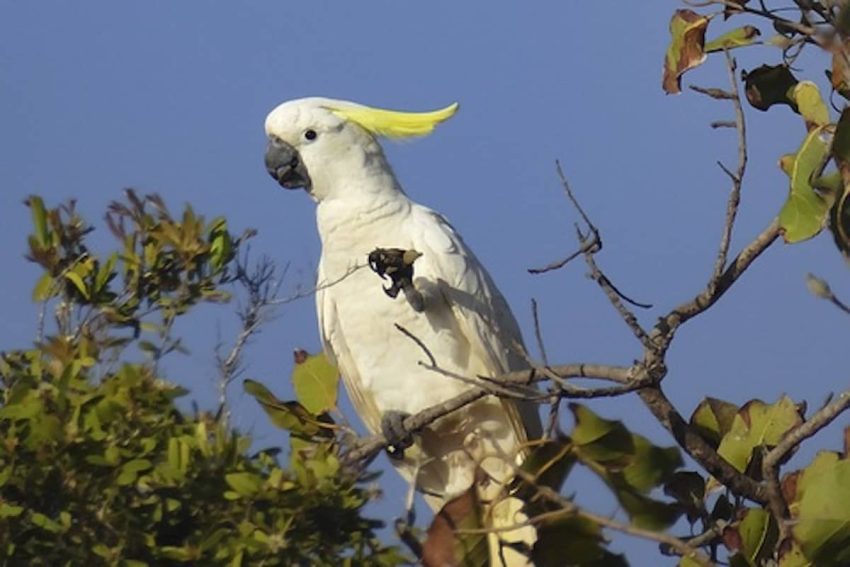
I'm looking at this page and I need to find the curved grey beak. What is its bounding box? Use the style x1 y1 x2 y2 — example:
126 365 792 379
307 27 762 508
265 138 311 190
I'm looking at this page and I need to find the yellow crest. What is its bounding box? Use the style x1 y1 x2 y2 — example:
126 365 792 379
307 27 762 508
328 101 459 139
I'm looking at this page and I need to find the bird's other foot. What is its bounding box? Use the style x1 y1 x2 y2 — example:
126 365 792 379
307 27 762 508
367 248 424 311
381 410 414 460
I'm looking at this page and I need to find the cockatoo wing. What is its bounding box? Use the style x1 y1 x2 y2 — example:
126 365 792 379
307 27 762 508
410 206 543 445
316 262 383 434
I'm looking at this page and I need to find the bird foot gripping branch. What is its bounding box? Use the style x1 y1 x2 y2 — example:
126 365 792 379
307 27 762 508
368 247 425 312
380 410 414 459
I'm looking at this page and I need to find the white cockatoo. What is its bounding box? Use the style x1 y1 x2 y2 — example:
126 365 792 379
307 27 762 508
264 97 542 565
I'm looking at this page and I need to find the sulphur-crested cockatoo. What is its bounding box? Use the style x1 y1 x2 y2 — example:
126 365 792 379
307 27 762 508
264 97 542 565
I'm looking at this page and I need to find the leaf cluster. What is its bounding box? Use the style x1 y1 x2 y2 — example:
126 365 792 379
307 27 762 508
0 195 405 566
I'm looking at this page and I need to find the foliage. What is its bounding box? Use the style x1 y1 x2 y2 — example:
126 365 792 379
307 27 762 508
659 3 850 565
0 193 405 566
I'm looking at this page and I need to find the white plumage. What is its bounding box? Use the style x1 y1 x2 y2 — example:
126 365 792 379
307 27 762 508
265 97 542 565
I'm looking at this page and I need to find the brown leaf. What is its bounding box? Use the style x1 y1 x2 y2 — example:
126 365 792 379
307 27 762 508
722 524 743 552
782 470 800 508
662 10 710 94
423 488 488 567
723 0 751 19
742 64 799 111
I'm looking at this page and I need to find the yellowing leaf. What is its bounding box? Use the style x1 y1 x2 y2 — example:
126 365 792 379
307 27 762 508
663 10 710 94
32 273 55 302
716 396 802 474
690 397 739 447
732 508 778 566
64 271 89 300
792 82 830 130
243 379 334 438
779 126 832 243
704 25 760 52
292 352 339 415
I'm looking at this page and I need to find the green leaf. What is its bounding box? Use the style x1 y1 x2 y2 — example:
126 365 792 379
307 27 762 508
32 273 55 302
716 396 802 475
779 126 832 243
616 490 682 531
726 508 778 566
662 9 710 94
0 503 24 518
690 397 738 447
533 515 625 567
116 458 152 486
208 218 233 273
30 511 62 533
621 434 683 493
569 403 634 466
292 352 339 415
704 25 760 52
28 196 49 247
243 379 334 438
793 457 850 565
64 271 89 300
225 472 263 497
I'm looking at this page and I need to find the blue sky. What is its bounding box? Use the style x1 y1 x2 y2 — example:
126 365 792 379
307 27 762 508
3 2 849 563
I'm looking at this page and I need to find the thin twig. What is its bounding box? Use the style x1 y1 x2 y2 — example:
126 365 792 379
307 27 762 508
342 362 638 465
704 0 820 38
514 469 715 566
653 219 780 344
531 299 549 366
528 161 600 274
710 51 747 286
270 263 366 306
583 250 653 349
394 323 437 367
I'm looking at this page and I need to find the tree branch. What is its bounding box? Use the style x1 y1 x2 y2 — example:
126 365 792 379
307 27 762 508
342 362 639 465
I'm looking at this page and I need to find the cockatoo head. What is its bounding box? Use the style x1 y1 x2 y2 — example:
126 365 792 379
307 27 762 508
263 97 458 201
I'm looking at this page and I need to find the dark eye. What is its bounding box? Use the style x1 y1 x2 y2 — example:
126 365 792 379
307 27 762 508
304 129 317 141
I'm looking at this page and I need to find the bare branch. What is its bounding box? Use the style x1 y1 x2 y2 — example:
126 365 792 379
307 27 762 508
704 0 820 38
711 51 747 286
342 362 638 465
654 219 780 345
528 161 600 274
215 252 282 424
531 298 549 366
583 250 653 348
270 263 366 306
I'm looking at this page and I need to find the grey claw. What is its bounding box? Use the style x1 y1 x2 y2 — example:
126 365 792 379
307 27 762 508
381 410 413 460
